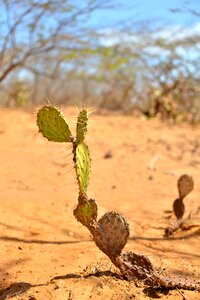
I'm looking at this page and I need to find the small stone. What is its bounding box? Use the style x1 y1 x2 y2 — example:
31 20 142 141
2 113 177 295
103 151 113 159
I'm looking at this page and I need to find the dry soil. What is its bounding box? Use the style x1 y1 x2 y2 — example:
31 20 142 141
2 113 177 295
0 107 200 300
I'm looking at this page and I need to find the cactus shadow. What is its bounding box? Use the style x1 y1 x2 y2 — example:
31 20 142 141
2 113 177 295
51 273 82 281
0 235 91 245
141 243 200 259
83 270 121 279
0 222 30 233
143 286 169 298
51 270 121 282
0 282 45 300
0 220 84 240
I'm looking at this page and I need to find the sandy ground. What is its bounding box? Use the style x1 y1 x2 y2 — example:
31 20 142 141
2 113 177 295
0 107 200 300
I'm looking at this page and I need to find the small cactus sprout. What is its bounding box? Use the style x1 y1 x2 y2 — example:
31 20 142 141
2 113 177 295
177 174 194 199
73 194 98 229
173 198 185 219
37 106 72 142
174 174 194 220
37 105 200 291
165 174 195 237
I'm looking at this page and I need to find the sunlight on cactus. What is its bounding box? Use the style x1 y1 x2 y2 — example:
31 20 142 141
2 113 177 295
37 106 72 142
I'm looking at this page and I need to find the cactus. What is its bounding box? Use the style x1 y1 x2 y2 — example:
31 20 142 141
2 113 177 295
37 105 200 291
177 174 194 199
37 106 72 142
37 105 90 196
76 109 88 144
173 174 194 221
75 142 91 194
173 198 185 220
73 195 98 229
93 212 130 259
165 174 195 237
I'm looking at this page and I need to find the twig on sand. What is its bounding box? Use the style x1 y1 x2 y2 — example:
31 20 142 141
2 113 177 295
148 154 160 170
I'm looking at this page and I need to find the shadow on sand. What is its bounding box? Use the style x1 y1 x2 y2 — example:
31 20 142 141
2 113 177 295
0 282 45 300
0 235 91 245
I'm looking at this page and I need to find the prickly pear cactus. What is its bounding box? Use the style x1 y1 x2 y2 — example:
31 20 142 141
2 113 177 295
116 251 200 290
177 174 194 199
173 198 185 219
75 142 91 194
115 251 154 281
76 109 88 144
37 105 91 195
93 211 130 259
165 174 195 237
37 106 200 292
37 106 72 142
173 174 194 220
73 195 98 228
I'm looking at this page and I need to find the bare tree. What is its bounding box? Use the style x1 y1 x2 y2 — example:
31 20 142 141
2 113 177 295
0 0 112 84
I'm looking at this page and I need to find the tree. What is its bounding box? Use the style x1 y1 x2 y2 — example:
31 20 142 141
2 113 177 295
0 0 112 84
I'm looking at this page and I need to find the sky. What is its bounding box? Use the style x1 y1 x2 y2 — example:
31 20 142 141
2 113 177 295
86 0 200 60
1 0 200 41
88 0 200 30
0 0 199 81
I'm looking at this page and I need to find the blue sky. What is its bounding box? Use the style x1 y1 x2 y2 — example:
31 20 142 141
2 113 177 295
88 0 200 64
0 0 199 81
1 0 199 39
88 0 200 29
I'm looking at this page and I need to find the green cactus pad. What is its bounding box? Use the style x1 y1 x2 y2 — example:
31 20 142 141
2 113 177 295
75 142 91 194
76 109 88 144
177 174 194 199
73 197 98 228
93 211 130 259
37 106 72 142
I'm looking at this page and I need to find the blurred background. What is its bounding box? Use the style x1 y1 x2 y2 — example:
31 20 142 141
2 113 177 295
0 0 200 123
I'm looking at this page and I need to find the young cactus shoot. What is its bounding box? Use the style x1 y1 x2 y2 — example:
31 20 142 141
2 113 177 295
164 174 196 237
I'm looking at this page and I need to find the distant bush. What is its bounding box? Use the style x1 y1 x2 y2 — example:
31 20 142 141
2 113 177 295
7 80 30 107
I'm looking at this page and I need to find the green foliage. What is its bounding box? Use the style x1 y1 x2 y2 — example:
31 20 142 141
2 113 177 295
76 109 88 144
75 142 91 194
37 105 91 194
37 106 72 142
8 80 29 107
